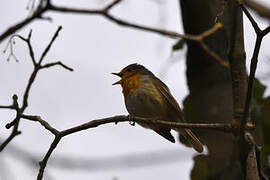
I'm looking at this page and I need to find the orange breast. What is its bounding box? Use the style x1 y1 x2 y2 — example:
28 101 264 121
121 73 141 96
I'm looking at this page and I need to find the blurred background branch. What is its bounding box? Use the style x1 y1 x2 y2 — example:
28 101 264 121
1 141 192 171
246 0 270 20
0 0 227 66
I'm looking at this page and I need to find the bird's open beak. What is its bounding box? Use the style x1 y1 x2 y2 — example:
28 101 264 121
111 72 121 77
112 72 122 85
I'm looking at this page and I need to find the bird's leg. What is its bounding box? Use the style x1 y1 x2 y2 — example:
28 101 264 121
128 115 136 126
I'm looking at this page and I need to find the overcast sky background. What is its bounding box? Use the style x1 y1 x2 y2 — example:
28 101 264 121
0 0 269 180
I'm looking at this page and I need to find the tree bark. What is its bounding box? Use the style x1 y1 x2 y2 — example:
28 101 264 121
179 0 246 179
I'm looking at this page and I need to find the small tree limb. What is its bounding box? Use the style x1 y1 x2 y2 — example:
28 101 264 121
0 26 72 152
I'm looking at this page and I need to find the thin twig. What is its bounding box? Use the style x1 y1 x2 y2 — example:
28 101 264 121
0 131 22 152
0 0 47 42
240 3 260 33
37 136 61 180
0 95 21 152
0 105 15 109
17 30 37 65
20 114 59 135
103 0 122 12
38 26 62 65
41 61 73 71
0 27 72 152
241 35 263 133
27 30 37 65
239 3 270 134
49 4 227 66
235 2 270 180
6 32 37 65
262 26 270 35
199 41 229 67
0 0 227 67
2 140 195 172
246 0 270 20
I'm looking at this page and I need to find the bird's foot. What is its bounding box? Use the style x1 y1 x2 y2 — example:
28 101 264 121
128 115 136 126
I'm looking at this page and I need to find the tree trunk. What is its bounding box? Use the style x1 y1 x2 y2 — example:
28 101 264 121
179 0 246 179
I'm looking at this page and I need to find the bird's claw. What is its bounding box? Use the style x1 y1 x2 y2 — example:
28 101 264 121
128 115 135 126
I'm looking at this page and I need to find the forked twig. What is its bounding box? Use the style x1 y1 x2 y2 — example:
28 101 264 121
0 26 72 152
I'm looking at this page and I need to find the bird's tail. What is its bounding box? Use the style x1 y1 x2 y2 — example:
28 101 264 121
181 129 203 153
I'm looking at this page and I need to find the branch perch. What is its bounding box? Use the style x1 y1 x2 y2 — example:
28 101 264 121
16 112 240 180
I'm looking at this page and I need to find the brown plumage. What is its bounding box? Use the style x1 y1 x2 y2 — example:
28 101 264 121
112 63 203 153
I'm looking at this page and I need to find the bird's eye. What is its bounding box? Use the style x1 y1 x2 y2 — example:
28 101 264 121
127 68 131 72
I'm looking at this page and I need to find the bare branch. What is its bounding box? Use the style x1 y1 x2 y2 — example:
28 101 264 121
198 23 223 40
0 0 47 42
47 4 190 39
246 0 270 20
38 26 62 64
37 136 61 180
0 105 15 109
239 3 270 134
50 5 227 66
19 113 237 137
60 116 236 137
9 31 37 65
240 3 260 34
52 4 227 66
26 30 36 65
47 4 101 15
229 2 270 180
3 2 269 179
0 131 21 152
21 68 37 111
0 0 228 67
0 95 21 152
3 141 192 172
199 41 229 67
16 112 238 180
3 95 19 129
262 25 270 35
0 27 72 152
20 114 59 135
3 35 20 62
103 0 122 12
41 61 73 71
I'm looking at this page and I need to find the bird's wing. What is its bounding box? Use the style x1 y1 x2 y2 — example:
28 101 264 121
152 76 204 152
151 76 184 121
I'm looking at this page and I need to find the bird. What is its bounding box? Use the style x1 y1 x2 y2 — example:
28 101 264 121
112 63 203 153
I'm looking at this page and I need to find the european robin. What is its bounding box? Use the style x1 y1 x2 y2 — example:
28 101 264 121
112 63 203 153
